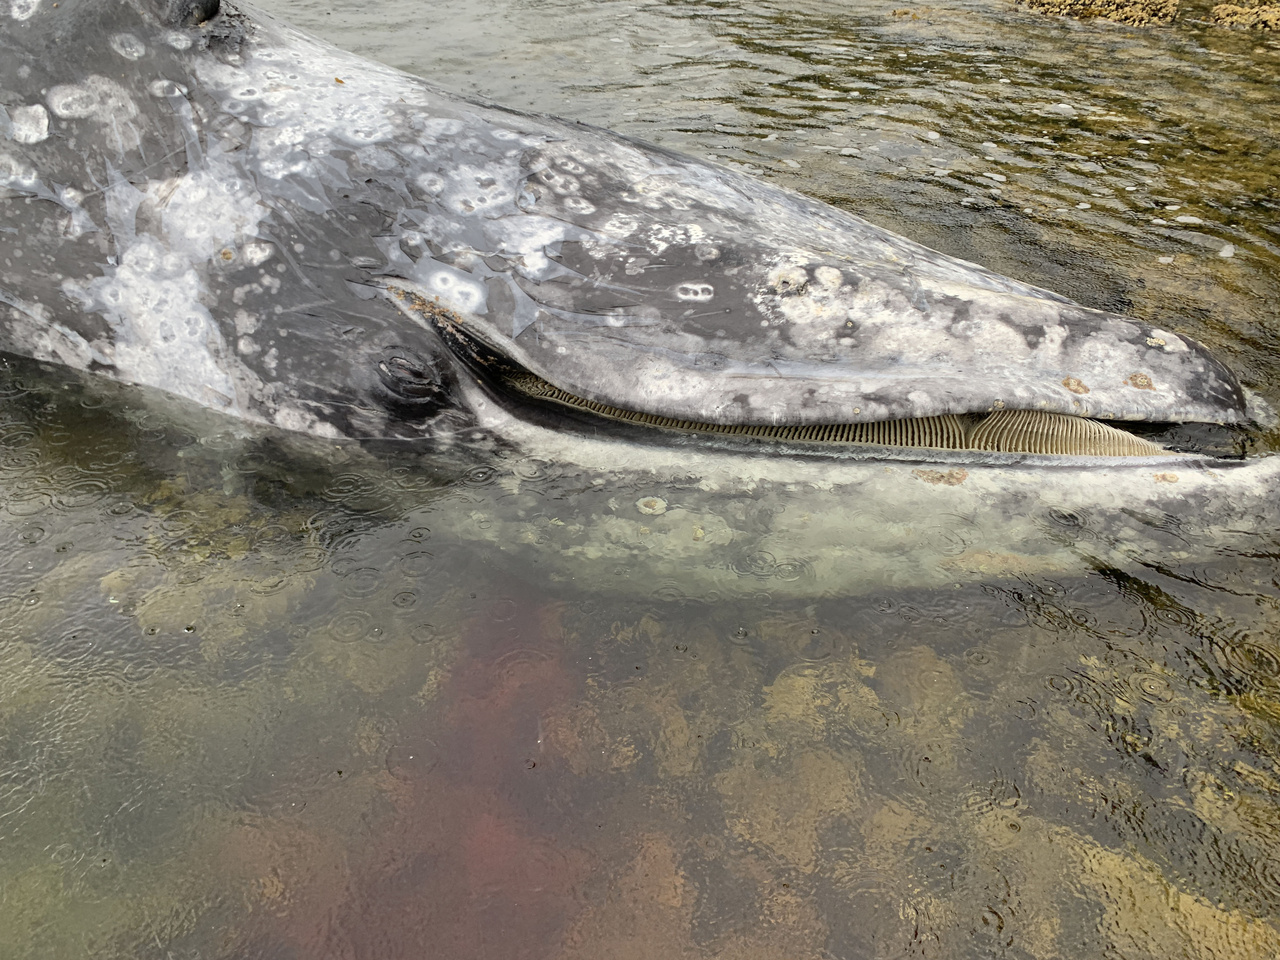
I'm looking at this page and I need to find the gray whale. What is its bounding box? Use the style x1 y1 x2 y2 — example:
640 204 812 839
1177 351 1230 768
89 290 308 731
0 0 1250 455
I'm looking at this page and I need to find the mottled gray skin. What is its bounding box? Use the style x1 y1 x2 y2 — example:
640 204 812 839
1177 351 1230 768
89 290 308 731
0 0 1246 446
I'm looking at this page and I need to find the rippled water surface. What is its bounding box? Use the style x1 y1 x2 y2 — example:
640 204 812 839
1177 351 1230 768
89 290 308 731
4 1 1280 958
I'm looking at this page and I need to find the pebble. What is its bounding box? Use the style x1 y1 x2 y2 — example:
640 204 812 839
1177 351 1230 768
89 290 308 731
984 172 1007 183
1045 103 1077 117
1076 202 1091 209
1151 218 1168 225
1174 215 1204 225
1158 256 1174 264
927 131 940 139
1218 244 1235 258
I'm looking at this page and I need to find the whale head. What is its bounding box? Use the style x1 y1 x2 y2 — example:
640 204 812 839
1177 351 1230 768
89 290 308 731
0 0 1249 457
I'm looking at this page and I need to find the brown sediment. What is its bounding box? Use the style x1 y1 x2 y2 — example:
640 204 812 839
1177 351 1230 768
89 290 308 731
1017 0 1179 25
912 467 969 485
1209 0 1280 28
1017 0 1280 26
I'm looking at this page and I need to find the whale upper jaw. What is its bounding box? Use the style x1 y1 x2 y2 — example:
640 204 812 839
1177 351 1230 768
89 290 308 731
0 0 1249 454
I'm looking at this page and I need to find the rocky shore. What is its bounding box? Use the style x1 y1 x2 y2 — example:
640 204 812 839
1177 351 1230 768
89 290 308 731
1021 0 1279 27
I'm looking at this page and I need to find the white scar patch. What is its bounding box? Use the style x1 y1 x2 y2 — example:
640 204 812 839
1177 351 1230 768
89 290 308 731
47 76 138 121
0 150 38 190
47 76 141 153
56 128 273 416
159 169 267 256
422 268 487 313
109 33 146 61
9 105 49 144
9 0 40 21
64 237 241 409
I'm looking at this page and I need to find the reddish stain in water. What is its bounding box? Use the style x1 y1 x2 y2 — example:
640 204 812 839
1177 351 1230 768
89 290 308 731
232 595 595 959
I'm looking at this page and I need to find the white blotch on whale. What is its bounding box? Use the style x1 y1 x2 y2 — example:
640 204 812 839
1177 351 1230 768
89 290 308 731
415 173 445 196
644 223 706 255
9 105 49 144
676 282 714 302
424 269 487 313
48 76 138 121
252 125 318 180
109 33 146 61
46 76 140 151
537 169 580 195
562 197 597 216
9 0 39 21
492 217 576 280
148 79 189 99
331 102 397 145
0 151 39 191
443 163 518 216
242 243 274 266
601 214 640 238
416 117 466 139
63 237 240 409
160 170 266 257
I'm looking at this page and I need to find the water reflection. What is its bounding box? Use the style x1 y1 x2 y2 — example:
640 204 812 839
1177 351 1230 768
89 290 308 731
4 0 1280 957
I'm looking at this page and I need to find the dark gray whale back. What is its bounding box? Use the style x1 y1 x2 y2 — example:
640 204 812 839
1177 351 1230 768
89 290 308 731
0 0 1246 446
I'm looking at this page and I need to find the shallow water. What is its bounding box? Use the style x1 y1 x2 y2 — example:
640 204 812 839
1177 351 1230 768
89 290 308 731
3 1 1280 958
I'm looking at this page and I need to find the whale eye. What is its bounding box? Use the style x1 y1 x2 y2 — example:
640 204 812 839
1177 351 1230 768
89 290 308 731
374 351 449 418
379 356 438 398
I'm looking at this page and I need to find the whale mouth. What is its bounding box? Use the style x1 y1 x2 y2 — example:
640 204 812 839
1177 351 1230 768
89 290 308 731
387 286 1195 458
502 370 1168 457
